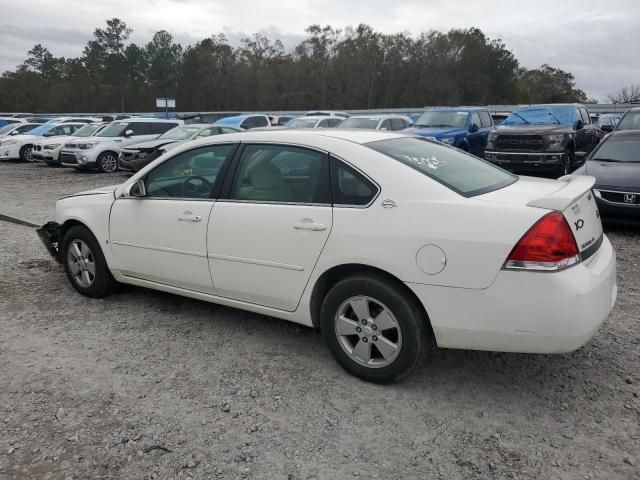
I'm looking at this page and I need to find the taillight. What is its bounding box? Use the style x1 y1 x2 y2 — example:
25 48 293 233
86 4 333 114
504 211 580 271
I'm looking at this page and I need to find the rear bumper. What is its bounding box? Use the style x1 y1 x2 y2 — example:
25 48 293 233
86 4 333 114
36 221 62 262
0 144 20 160
407 235 617 353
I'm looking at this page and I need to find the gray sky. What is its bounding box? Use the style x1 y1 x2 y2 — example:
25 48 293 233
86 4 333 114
0 0 637 101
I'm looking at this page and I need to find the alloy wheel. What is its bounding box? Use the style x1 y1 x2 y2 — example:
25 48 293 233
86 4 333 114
23 146 33 162
100 154 118 172
67 239 96 288
334 295 402 368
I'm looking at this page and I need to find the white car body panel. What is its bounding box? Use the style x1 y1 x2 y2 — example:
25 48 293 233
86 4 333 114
50 130 617 354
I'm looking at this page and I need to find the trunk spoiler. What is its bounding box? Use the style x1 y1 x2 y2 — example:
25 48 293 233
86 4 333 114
526 175 596 211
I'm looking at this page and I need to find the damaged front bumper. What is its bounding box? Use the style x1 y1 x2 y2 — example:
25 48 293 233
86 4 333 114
36 221 62 262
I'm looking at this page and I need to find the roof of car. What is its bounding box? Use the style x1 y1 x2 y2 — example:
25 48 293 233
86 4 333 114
222 128 405 144
425 106 488 111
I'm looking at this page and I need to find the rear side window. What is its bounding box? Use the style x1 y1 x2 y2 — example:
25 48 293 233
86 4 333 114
479 111 492 127
331 157 378 206
366 137 516 197
391 118 407 130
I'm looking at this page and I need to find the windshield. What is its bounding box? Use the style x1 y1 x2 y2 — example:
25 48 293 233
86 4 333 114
286 118 319 128
366 137 516 197
503 106 573 126
159 126 200 140
337 118 379 129
25 124 56 136
97 122 128 137
413 111 469 128
592 139 640 162
73 124 103 137
617 111 640 131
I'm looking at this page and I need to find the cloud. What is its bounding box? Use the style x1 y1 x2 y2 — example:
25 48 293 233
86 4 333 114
0 0 637 101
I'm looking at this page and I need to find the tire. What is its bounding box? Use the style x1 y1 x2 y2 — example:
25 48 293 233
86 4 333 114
96 151 119 173
61 225 116 297
320 274 429 384
19 145 34 162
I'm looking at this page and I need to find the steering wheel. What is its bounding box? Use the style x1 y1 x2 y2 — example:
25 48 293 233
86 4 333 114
182 175 213 198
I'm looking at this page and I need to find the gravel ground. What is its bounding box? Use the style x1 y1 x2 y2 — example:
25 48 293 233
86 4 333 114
0 160 638 480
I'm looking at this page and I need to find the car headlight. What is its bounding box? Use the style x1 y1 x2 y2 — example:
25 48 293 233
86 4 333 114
441 137 455 145
546 134 565 149
77 142 98 150
44 144 60 150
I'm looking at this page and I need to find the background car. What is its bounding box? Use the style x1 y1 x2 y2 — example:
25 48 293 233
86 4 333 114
0 117 27 128
0 122 40 138
591 113 619 133
573 130 640 225
336 114 412 131
405 107 494 156
0 123 84 162
119 124 243 172
305 110 350 118
284 116 343 129
60 118 183 173
215 114 271 130
36 123 108 166
44 117 102 124
485 103 601 176
614 107 640 132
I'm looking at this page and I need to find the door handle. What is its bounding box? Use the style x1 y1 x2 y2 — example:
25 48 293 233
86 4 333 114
293 222 326 231
178 214 202 222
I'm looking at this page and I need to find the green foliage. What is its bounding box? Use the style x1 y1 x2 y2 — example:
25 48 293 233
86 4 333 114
0 19 588 112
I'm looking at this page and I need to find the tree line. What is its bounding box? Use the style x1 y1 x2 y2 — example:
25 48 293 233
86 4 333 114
0 18 592 113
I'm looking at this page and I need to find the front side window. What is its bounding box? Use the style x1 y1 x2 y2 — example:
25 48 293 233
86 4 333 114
229 144 329 204
366 137 516 197
380 119 393 130
145 144 235 199
195 128 217 138
479 111 492 127
580 108 590 124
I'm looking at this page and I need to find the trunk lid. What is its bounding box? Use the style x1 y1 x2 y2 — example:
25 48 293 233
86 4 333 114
478 175 603 257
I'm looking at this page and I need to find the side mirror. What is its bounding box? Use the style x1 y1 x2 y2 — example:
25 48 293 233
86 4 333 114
601 124 613 132
9 130 19 135
124 129 134 137
125 179 146 197
576 120 584 130
469 123 479 133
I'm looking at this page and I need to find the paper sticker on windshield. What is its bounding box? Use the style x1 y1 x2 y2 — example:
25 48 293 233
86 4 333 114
456 112 467 115
402 154 444 170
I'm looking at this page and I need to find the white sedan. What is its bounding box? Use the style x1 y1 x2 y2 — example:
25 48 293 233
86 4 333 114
37 130 617 383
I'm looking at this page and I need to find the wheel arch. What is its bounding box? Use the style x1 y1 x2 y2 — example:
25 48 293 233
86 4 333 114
309 263 433 335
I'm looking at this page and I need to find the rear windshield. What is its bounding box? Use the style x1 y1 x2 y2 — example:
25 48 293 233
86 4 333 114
366 137 517 197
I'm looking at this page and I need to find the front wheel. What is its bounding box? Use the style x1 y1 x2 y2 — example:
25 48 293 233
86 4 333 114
19 145 34 162
562 149 575 175
61 225 116 297
320 274 430 384
96 152 119 173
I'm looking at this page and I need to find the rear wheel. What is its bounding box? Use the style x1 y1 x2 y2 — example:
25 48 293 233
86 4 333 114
320 274 429 383
61 225 116 297
96 152 119 173
19 145 34 162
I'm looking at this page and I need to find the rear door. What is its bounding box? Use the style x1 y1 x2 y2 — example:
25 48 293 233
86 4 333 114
207 143 332 311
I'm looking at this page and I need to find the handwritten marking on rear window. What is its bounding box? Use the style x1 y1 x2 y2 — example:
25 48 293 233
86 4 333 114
402 155 442 170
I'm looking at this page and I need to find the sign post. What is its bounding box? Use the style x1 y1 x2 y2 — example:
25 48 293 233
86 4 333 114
155 98 176 118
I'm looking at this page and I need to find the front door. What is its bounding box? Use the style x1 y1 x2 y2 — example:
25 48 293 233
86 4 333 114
109 144 236 293
208 144 333 311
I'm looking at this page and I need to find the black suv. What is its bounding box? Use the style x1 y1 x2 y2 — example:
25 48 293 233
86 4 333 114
485 104 601 176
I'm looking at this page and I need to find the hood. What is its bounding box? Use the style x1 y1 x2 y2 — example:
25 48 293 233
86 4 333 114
60 184 120 200
584 160 640 190
493 124 571 135
404 126 465 138
122 139 180 151
1 134 37 143
35 136 68 146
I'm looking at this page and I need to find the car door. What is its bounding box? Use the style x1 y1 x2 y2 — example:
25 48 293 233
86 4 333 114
466 112 484 156
207 143 333 311
574 108 590 152
580 107 599 151
109 143 237 293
